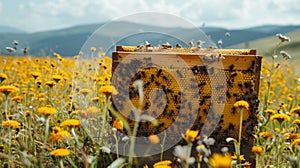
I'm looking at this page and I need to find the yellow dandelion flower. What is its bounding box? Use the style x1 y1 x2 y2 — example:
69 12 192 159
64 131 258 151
52 75 63 83
90 47 96 52
2 120 19 129
98 85 118 96
292 119 300 127
271 113 290 123
231 154 245 161
61 119 81 127
259 131 273 139
79 88 92 97
183 129 199 142
37 105 57 116
49 127 71 142
149 134 160 144
208 153 232 168
31 72 41 79
153 160 172 168
36 79 42 87
91 96 103 103
0 73 8 82
50 148 70 157
0 85 19 95
12 95 23 103
291 139 300 146
252 146 263 156
285 133 300 141
264 109 276 115
45 81 56 88
243 162 251 168
233 100 249 110
112 119 123 131
290 107 300 116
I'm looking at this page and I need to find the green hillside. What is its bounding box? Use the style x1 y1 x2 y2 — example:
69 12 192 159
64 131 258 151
230 29 300 60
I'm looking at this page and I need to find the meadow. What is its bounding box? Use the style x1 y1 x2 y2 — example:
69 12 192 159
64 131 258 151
0 34 300 168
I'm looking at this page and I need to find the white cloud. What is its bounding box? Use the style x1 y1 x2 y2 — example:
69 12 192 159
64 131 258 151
0 0 300 32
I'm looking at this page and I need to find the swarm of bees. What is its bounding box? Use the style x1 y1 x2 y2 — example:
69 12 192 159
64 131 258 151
112 44 262 160
5 40 28 55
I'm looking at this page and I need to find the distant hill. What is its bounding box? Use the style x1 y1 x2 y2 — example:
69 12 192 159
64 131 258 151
0 25 27 34
230 29 300 60
0 22 300 56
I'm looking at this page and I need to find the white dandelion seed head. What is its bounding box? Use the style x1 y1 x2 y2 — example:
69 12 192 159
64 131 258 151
100 146 111 154
276 33 291 42
37 117 45 124
5 47 16 53
226 137 234 142
225 32 231 37
13 40 19 45
218 39 223 46
13 113 20 120
280 50 292 60
122 136 129 142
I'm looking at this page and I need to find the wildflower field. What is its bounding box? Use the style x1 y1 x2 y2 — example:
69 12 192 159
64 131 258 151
0 34 300 168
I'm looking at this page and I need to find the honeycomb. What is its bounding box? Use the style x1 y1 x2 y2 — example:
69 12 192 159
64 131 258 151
111 46 262 164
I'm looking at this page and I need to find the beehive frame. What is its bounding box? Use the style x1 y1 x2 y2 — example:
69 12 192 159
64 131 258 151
112 46 262 166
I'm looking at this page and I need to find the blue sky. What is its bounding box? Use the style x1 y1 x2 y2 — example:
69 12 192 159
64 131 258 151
1 0 299 32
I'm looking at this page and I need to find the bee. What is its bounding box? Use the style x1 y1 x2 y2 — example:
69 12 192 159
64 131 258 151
151 74 155 82
228 64 234 72
226 91 232 99
200 66 208 75
156 69 163 77
198 82 206 87
191 65 199 75
176 43 182 48
157 122 165 130
230 72 237 78
178 91 186 96
203 108 208 115
144 102 150 110
231 107 236 114
168 110 175 117
203 95 211 99
188 41 194 48
238 83 243 88
144 121 150 129
135 73 142 80
244 82 254 88
176 70 184 78
141 71 146 78
228 123 235 131
218 114 224 124
155 81 161 87
162 42 172 49
199 99 205 105
162 76 170 82
246 60 256 74
143 81 151 89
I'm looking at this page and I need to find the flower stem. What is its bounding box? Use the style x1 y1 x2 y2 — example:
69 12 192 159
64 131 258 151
237 107 244 166
43 116 50 145
160 130 167 161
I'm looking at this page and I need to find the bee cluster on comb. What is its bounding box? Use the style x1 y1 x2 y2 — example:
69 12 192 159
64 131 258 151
112 44 262 166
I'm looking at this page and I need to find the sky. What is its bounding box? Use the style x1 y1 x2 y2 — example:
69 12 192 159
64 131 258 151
0 0 300 33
